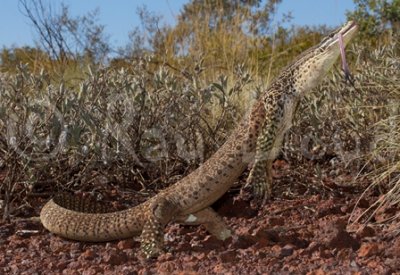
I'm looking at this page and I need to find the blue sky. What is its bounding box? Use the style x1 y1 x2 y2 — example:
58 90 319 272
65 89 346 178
0 0 356 49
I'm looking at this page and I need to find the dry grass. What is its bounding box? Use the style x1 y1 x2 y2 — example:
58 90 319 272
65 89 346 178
347 42 400 229
282 40 400 227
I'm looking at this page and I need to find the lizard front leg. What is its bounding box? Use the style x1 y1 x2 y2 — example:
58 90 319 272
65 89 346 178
176 207 231 240
244 99 282 203
140 197 178 258
247 158 274 201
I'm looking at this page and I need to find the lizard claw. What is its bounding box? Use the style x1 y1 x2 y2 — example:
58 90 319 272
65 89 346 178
140 242 164 259
241 173 271 205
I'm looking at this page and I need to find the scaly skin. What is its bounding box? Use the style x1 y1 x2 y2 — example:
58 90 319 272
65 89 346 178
40 21 358 258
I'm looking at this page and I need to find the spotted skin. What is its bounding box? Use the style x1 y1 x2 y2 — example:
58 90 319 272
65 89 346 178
140 197 176 256
245 22 358 201
40 21 358 258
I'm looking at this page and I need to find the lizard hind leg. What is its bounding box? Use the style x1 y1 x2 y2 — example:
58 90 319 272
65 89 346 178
176 207 232 241
140 197 178 258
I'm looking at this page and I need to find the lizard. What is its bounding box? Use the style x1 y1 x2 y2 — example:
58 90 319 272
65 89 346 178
40 21 358 258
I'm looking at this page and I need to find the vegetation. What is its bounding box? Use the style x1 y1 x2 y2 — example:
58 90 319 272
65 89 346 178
0 0 399 226
347 0 400 42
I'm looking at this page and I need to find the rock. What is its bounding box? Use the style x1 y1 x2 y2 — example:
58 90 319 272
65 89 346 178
302 241 320 255
62 269 80 275
358 243 380 258
200 235 226 250
231 234 257 249
213 263 228 274
117 239 137 250
306 269 327 275
82 266 104 275
49 238 65 253
320 219 360 250
357 198 370 208
356 226 376 238
319 248 333 259
67 261 82 270
253 228 280 248
317 199 344 218
280 244 294 257
328 229 359 250
219 250 236 263
157 261 176 274
103 249 127 265
56 261 68 270
269 217 285 226
79 249 96 260
386 237 400 258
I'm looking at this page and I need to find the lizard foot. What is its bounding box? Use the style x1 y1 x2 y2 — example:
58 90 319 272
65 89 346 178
140 196 178 258
140 220 165 259
241 172 272 205
176 207 232 241
140 241 164 259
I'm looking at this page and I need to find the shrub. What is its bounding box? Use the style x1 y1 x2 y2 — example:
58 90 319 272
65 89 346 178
0 57 253 218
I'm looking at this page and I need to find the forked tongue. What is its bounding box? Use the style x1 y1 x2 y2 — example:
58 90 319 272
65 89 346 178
338 33 352 81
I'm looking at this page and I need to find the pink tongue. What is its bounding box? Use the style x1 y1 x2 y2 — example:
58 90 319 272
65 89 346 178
338 33 350 75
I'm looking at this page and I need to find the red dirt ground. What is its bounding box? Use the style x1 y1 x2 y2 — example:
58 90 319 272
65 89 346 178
1 161 399 274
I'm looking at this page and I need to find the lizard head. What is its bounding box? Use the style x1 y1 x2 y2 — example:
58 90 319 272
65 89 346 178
292 21 358 92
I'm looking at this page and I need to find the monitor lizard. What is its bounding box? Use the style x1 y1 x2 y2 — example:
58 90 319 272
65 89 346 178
40 21 358 258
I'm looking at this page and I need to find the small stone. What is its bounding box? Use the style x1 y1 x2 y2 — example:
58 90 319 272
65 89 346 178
253 228 280 248
306 268 326 275
320 220 360 250
280 244 294 257
117 239 137 250
302 241 319 256
157 261 175 274
157 251 174 261
269 217 285 226
62 269 80 275
219 249 236 262
103 249 127 265
336 248 352 260
82 266 104 275
231 234 257 249
350 260 359 268
329 229 359 250
271 244 282 256
67 261 82 269
387 237 400 257
79 249 96 260
356 226 376 238
358 242 380 258
195 252 206 260
319 248 333 259
201 235 225 250
357 198 370 208
49 239 65 253
56 261 68 270
213 264 227 274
